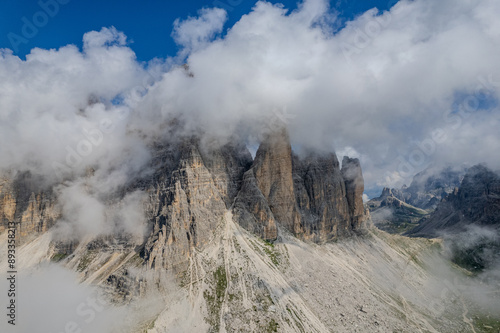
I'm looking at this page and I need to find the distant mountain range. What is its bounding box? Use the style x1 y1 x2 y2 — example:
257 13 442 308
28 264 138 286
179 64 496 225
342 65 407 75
369 163 500 273
368 166 466 233
407 164 500 237
406 164 500 272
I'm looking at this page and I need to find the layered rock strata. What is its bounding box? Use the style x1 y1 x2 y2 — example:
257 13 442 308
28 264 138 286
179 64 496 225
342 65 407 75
233 129 369 242
1 129 370 271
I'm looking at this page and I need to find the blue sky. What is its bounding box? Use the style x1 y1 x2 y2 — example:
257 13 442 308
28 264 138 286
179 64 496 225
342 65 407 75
0 0 393 61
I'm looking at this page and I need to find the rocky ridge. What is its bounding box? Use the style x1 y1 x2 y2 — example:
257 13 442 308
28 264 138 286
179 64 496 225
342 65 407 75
375 166 465 211
1 128 369 274
234 129 370 243
407 164 500 238
368 187 428 234
1 132 496 332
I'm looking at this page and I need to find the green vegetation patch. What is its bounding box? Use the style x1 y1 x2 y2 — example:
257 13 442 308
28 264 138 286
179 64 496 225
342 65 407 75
266 318 279 332
77 250 97 272
51 253 68 262
251 238 283 267
473 315 500 332
203 265 228 332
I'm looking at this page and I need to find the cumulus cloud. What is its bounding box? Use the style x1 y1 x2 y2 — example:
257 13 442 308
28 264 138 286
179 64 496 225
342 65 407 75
1 0 500 216
137 0 500 190
172 7 227 58
0 27 151 185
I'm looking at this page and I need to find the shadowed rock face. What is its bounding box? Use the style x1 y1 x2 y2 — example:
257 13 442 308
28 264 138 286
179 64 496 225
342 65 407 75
407 165 500 237
342 156 368 231
374 166 465 211
293 152 351 241
233 128 369 242
234 129 302 238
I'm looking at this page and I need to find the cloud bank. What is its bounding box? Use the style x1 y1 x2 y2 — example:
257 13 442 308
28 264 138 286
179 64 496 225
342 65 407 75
1 0 500 199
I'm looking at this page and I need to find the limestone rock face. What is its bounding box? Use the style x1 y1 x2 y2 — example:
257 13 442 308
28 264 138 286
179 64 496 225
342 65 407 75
200 141 253 208
0 172 59 243
342 157 368 230
233 170 278 241
142 142 228 271
233 128 369 242
373 166 465 210
293 152 351 242
233 129 302 241
252 129 302 234
408 164 500 237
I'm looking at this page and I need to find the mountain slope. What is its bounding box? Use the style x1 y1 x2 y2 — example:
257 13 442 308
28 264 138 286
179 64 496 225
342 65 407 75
1 133 498 332
0 212 482 333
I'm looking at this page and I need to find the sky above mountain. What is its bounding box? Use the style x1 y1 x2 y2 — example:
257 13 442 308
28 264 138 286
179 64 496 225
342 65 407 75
0 0 393 60
1 0 499 197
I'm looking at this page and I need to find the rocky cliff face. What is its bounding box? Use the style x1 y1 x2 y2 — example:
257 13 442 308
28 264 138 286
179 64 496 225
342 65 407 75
367 165 467 234
406 165 500 273
141 127 370 272
234 129 370 242
200 140 253 208
374 166 465 210
367 190 428 234
407 164 500 237
142 141 228 272
0 172 59 243
292 152 351 242
342 156 368 231
1 128 370 271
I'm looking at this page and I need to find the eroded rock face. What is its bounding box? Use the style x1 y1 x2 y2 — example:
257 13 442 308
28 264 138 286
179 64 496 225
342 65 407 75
342 156 368 231
0 172 59 243
1 129 370 269
200 141 253 208
293 152 351 242
373 166 465 211
408 164 500 237
233 128 369 242
233 170 278 241
143 142 228 272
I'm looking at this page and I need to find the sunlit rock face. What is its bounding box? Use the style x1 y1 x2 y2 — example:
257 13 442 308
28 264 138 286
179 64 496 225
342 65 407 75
233 128 299 241
0 128 370 272
142 141 228 272
234 128 370 242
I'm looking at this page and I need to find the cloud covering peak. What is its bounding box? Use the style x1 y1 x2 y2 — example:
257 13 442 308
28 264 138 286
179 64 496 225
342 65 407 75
1 0 500 193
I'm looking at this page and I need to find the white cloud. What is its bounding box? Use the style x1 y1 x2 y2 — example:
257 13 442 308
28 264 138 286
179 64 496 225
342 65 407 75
172 7 227 57
1 0 500 231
